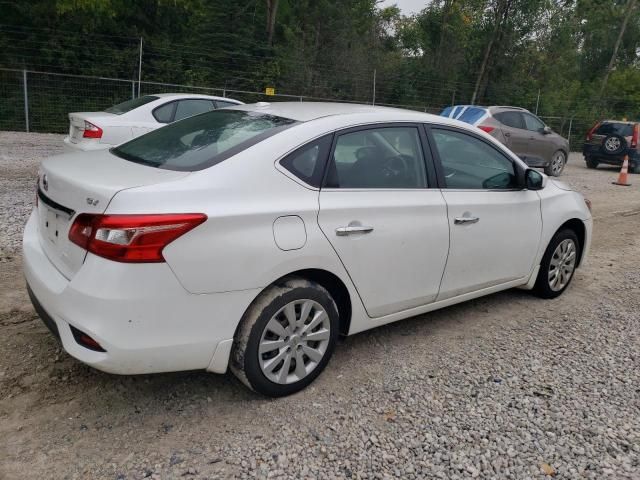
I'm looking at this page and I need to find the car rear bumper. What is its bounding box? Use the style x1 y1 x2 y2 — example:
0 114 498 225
582 145 639 165
23 210 259 375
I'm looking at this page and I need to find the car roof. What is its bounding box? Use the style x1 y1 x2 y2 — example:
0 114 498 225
601 119 637 125
151 93 242 103
228 101 446 122
488 106 529 112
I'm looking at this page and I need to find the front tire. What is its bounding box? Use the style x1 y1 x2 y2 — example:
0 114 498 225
230 277 339 397
533 229 580 299
585 157 599 169
545 150 566 176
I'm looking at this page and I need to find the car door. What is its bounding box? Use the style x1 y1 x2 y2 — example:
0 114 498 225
493 110 529 159
317 124 450 318
522 113 552 164
427 126 542 300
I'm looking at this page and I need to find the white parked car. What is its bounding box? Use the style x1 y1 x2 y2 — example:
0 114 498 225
25 102 592 397
62 93 243 152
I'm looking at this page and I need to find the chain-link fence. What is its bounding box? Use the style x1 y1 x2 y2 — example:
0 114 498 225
1 67 593 150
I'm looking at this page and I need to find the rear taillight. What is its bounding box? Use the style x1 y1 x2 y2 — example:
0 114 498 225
478 125 495 133
586 121 600 141
82 120 103 139
631 124 639 149
69 213 207 263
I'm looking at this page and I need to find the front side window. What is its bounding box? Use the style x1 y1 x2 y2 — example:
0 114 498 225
325 127 427 189
494 111 525 129
431 128 518 190
112 110 296 171
105 95 159 115
174 99 215 121
523 113 545 132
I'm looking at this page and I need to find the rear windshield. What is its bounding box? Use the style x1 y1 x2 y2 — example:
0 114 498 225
111 109 297 171
441 106 488 125
105 96 159 114
596 122 634 137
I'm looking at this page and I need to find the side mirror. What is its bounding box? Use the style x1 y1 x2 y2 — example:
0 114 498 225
526 169 546 190
542 126 552 135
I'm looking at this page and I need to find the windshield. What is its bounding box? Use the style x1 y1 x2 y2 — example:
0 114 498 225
105 96 159 114
111 109 297 171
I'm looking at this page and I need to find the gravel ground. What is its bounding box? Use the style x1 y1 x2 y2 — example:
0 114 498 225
0 132 639 480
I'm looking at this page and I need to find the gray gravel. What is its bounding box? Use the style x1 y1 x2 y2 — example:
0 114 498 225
0 131 63 262
1 133 639 479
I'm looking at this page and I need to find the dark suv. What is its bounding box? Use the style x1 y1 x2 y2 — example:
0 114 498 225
583 120 640 173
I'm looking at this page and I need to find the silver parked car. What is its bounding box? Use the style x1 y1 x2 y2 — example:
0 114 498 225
441 105 570 176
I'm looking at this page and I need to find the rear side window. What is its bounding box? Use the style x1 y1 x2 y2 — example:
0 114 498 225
494 111 525 129
325 127 427 189
280 135 332 187
112 110 297 171
596 122 633 137
153 102 176 123
174 99 215 121
105 96 159 115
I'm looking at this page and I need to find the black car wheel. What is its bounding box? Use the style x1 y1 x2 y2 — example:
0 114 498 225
585 157 599 169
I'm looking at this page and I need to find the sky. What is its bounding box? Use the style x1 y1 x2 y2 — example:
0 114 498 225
379 0 431 16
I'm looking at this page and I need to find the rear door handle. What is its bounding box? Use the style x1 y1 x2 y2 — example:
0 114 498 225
336 225 374 236
454 216 479 225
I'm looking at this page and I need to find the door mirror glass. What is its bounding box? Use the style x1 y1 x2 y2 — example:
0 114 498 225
526 169 545 190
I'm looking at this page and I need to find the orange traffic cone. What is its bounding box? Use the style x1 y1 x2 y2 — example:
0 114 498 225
613 155 632 186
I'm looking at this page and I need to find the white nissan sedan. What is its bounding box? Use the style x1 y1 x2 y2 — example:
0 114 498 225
63 93 243 152
24 102 592 397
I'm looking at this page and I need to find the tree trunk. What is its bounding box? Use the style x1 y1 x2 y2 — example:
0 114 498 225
471 0 510 105
265 0 279 47
434 0 454 70
599 0 637 98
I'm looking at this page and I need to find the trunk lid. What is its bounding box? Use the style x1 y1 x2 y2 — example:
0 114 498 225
37 149 189 279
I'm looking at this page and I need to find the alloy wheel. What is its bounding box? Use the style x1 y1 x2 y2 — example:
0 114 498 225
548 239 577 291
551 152 565 175
258 299 331 384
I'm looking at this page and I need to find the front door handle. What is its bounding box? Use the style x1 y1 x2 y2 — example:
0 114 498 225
454 216 479 225
504 132 511 137
335 225 374 236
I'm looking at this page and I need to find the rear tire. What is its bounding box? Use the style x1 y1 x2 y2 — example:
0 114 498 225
585 157 599 169
533 229 580 299
230 277 339 397
544 151 566 176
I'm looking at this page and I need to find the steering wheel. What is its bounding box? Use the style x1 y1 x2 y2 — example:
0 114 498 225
381 154 410 179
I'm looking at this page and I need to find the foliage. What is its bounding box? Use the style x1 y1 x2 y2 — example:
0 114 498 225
0 0 639 137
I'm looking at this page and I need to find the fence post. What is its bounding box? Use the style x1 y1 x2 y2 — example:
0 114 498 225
131 81 135 100
535 89 540 115
372 69 376 106
137 37 143 97
567 116 574 149
22 69 29 133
